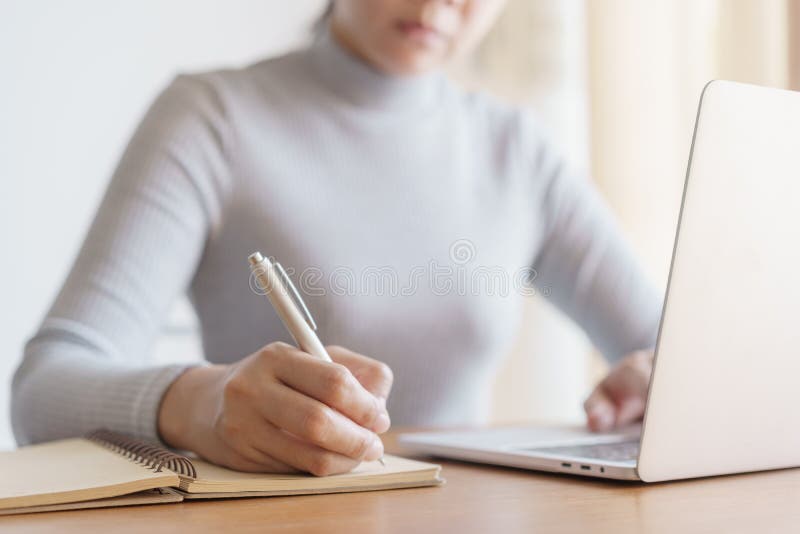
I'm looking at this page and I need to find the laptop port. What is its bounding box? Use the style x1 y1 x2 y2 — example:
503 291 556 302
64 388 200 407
561 462 572 468
580 465 591 471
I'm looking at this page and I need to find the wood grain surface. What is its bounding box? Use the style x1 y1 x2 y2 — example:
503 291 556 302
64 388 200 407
4 429 800 533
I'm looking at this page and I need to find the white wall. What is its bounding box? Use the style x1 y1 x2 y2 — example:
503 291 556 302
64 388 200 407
0 0 326 449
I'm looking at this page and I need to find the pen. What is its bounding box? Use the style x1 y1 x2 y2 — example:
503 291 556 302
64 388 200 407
248 251 331 361
248 252 385 466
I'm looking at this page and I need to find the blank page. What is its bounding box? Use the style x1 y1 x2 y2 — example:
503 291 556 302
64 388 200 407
181 454 441 493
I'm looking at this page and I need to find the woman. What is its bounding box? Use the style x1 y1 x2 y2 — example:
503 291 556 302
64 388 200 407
12 0 661 475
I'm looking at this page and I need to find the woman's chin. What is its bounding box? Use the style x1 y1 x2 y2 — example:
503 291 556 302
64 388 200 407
376 49 446 77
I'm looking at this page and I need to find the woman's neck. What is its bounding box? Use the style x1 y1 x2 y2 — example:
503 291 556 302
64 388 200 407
307 24 444 111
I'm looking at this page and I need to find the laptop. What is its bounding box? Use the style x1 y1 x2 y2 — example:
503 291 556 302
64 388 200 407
399 80 800 482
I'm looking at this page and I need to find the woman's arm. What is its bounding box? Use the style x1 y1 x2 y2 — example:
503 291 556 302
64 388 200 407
11 73 393 475
529 126 663 363
525 117 664 430
11 73 232 445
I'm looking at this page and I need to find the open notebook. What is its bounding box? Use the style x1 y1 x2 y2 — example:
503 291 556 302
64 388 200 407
0 430 442 515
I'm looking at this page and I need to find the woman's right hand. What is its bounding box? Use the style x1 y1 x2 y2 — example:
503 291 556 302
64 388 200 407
157 342 393 476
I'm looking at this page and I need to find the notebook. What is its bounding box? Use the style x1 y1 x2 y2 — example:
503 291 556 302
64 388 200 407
0 429 443 515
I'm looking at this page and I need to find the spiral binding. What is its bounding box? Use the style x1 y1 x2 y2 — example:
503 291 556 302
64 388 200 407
87 429 197 479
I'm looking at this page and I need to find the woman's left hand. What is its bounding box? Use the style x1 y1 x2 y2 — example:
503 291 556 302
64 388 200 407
583 349 654 432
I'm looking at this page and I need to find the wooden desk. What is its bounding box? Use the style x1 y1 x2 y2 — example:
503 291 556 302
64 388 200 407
5 429 800 533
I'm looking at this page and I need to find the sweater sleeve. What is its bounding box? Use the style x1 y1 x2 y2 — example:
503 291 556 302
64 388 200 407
525 117 663 363
11 73 232 445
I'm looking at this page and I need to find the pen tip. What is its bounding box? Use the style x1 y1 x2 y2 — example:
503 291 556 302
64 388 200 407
379 457 386 466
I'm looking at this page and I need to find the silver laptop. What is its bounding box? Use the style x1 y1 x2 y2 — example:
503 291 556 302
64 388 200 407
399 80 800 482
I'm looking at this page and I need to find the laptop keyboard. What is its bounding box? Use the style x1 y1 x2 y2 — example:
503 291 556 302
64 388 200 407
524 440 640 462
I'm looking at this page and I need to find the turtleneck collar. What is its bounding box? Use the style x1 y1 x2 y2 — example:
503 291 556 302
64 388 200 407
307 26 445 111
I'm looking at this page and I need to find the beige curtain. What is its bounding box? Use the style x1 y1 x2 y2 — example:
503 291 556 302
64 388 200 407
587 0 789 287
457 0 793 424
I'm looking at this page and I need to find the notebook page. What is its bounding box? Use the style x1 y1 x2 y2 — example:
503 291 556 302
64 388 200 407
181 454 440 493
0 439 180 509
0 488 183 516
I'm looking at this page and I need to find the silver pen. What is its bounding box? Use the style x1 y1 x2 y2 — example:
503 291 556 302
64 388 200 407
248 252 385 467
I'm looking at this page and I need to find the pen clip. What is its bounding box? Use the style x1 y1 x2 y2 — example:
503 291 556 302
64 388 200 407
273 261 318 331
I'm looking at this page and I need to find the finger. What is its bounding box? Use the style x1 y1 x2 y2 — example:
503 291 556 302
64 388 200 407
212 411 298 473
272 347 390 433
601 354 652 426
326 345 394 402
210 439 297 474
246 417 362 476
615 395 646 427
583 385 616 432
260 381 385 461
604 351 653 400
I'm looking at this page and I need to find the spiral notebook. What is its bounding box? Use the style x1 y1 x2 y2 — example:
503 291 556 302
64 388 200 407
0 430 442 515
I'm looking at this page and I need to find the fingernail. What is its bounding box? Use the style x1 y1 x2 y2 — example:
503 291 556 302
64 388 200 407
366 436 384 460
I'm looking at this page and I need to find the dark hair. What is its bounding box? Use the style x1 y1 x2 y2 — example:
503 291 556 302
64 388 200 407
312 1 334 36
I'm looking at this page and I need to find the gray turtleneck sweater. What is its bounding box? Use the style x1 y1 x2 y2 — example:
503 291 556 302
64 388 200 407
11 31 662 446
